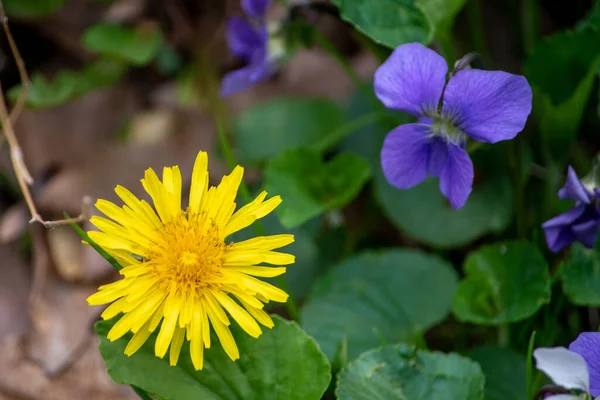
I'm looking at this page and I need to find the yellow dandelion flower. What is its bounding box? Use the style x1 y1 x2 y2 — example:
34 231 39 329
86 151 294 370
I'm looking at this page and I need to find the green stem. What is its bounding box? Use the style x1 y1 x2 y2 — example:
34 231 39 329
328 111 385 144
436 31 456 66
521 0 539 54
467 0 491 65
217 120 301 323
466 140 483 154
498 324 510 347
511 139 526 239
525 331 537 400
132 386 153 400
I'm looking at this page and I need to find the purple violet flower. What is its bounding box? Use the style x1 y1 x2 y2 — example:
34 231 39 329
221 0 280 97
542 166 600 253
374 43 532 209
534 332 600 399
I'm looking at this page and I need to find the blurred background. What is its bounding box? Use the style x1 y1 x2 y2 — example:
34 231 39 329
0 0 598 399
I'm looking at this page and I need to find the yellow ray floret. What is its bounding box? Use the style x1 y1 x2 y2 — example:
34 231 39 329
87 151 294 370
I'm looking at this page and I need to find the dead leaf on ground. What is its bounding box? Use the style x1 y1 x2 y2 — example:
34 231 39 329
0 203 29 244
36 109 224 214
45 337 137 400
14 86 139 178
0 243 31 342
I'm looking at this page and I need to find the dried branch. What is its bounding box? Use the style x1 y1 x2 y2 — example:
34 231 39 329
0 0 92 228
0 0 30 124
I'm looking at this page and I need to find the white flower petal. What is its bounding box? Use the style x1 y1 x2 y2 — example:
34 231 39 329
534 347 590 392
546 395 581 400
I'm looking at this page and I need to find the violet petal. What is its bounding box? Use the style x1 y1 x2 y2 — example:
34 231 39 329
541 205 587 253
427 138 449 177
439 142 473 209
242 0 271 19
374 43 447 117
442 69 532 143
569 333 600 397
381 123 435 189
572 218 600 249
227 17 266 60
558 166 592 203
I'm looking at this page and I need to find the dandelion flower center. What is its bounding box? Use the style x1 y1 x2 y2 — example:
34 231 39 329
148 211 227 291
86 151 294 371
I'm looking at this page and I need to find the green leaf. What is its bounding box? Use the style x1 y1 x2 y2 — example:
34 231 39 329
452 241 551 325
10 71 80 109
525 29 600 161
96 315 331 400
330 0 430 49
416 0 468 36
375 158 513 248
336 344 485 400
8 59 126 109
264 148 371 228
4 0 66 16
301 250 458 361
560 243 600 306
82 23 164 66
468 347 527 400
233 98 345 163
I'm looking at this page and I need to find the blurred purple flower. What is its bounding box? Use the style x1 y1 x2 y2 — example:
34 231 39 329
221 0 277 96
542 166 600 253
374 43 532 209
534 332 600 399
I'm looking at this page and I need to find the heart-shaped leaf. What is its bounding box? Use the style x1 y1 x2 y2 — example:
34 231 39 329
233 98 345 163
452 241 551 325
560 243 600 306
301 250 458 361
96 315 331 400
330 0 430 48
83 23 164 66
264 148 371 228
336 344 485 400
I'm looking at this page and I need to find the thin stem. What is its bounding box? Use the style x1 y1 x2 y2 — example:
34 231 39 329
0 85 91 227
467 0 491 65
436 31 456 66
217 119 301 323
521 0 539 54
511 139 526 239
0 0 30 124
466 140 483 154
328 111 385 144
498 324 510 347
526 331 537 400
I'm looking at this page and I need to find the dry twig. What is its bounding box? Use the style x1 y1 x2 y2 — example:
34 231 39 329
0 0 92 228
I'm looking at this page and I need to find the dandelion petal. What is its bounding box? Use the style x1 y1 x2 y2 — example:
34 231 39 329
381 123 434 189
374 43 447 116
569 332 600 396
439 142 473 209
443 69 532 143
534 347 590 393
